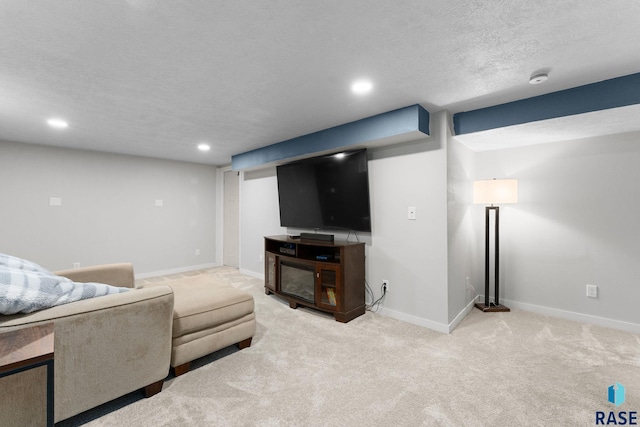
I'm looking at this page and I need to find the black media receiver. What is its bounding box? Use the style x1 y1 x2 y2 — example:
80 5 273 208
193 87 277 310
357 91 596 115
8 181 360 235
279 243 296 256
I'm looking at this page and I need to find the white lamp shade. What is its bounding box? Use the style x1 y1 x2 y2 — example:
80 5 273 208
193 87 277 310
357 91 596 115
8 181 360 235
473 179 518 205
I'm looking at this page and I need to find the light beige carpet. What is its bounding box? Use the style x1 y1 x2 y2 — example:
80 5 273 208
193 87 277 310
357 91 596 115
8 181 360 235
63 267 639 426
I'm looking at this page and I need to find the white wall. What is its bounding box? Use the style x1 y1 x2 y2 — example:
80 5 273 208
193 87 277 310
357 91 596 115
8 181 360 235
239 168 286 277
366 136 449 329
236 114 640 334
446 124 477 325
7 116 637 333
474 131 640 330
238 112 451 331
0 140 217 274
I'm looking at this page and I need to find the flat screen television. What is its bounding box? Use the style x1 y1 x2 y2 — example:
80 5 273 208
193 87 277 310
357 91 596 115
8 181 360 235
276 149 372 232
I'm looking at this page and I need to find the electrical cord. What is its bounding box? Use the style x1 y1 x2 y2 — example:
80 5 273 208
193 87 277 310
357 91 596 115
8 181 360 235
365 280 387 312
365 279 374 305
346 230 360 243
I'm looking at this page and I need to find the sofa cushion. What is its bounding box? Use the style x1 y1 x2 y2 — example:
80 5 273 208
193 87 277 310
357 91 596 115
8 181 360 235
0 253 129 315
163 279 254 338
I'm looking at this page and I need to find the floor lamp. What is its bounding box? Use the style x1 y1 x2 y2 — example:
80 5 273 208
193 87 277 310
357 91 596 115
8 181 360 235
473 178 518 312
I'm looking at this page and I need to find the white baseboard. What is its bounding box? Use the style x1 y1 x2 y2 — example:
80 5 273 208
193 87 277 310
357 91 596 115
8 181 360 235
135 262 220 279
379 307 450 334
379 298 476 335
447 299 476 332
380 293 640 336
239 268 264 280
481 295 640 334
240 268 454 333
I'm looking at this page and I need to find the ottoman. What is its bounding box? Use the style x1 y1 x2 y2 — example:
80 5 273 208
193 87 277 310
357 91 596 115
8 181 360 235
156 276 256 376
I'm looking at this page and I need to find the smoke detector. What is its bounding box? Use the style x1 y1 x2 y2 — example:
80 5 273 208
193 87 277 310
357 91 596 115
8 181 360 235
529 73 549 84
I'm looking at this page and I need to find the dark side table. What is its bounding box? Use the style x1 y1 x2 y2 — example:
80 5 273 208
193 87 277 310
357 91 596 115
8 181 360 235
0 323 55 426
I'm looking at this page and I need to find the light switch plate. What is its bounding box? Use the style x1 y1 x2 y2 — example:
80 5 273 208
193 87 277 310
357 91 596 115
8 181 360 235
408 206 416 220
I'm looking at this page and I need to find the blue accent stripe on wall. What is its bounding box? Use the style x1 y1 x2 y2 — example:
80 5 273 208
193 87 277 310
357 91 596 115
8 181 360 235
453 72 640 135
232 104 429 170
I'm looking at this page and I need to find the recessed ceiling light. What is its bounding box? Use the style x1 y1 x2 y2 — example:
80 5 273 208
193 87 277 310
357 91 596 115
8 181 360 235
529 73 549 85
351 80 373 95
197 143 211 151
47 118 68 129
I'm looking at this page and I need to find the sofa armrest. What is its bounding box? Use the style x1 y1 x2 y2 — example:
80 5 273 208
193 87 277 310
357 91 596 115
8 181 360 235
54 263 135 289
0 285 172 328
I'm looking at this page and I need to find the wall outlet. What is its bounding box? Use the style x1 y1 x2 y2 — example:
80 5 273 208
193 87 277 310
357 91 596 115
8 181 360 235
73 262 80 269
383 279 390 292
465 276 473 290
195 249 200 256
586 284 598 298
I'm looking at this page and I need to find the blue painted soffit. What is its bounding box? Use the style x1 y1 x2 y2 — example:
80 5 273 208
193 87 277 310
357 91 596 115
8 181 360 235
453 72 640 135
232 104 430 170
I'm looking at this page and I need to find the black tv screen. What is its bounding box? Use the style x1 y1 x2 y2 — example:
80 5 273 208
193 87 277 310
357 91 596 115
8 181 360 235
277 149 372 232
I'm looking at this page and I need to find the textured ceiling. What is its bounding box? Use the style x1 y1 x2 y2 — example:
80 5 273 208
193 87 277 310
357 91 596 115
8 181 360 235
1 1 640 165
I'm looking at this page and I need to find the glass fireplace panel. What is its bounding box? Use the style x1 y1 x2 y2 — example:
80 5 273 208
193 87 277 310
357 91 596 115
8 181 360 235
280 260 315 303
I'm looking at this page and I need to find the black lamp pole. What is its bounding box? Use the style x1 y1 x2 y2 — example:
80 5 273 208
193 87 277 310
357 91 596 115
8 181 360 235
476 205 510 312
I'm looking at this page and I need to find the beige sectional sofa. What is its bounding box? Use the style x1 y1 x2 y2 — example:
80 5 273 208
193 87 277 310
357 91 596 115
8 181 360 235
0 263 172 425
0 262 256 425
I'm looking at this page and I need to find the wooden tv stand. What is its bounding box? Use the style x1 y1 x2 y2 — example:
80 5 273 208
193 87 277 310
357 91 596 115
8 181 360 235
264 235 365 323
